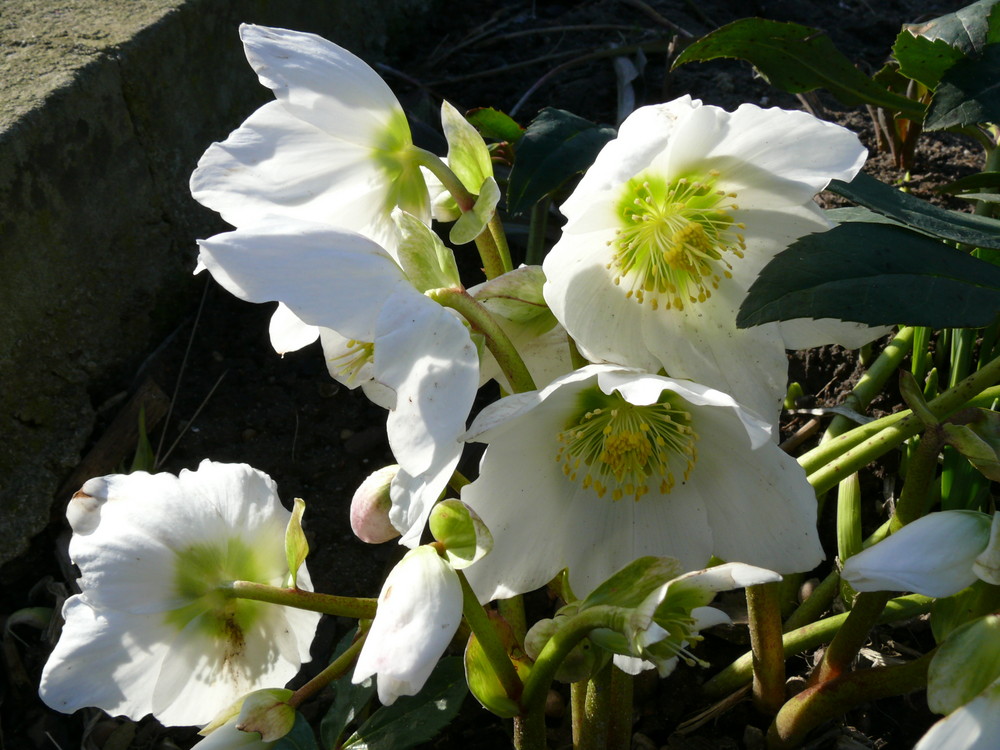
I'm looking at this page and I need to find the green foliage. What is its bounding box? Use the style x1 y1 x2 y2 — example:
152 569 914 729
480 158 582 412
925 43 1000 129
672 18 923 117
828 173 1000 249
320 630 377 749
506 108 615 216
736 222 1000 329
341 658 467 750
466 107 525 144
274 712 320 750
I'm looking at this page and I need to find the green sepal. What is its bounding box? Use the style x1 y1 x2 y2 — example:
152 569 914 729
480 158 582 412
928 613 1000 714
464 613 530 718
944 409 1000 481
441 100 494 194
395 211 460 291
449 176 501 245
473 265 555 329
237 688 297 742
273 710 321 750
285 498 308 589
428 499 493 569
580 556 684 611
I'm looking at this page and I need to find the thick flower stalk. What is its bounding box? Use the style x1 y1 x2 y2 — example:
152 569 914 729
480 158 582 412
543 96 878 423
353 546 463 705
197 218 478 545
39 461 321 727
461 364 823 600
190 24 429 250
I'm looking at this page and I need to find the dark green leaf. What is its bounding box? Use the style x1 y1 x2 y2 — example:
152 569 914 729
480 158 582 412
903 0 1000 57
506 108 616 217
274 712 320 750
826 206 908 227
736 222 1000 328
342 657 467 750
672 18 924 117
892 30 965 89
925 43 1000 129
937 171 1000 194
320 630 376 749
828 172 1000 249
466 107 524 144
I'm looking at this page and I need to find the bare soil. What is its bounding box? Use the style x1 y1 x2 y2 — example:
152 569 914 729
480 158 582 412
1 1 985 748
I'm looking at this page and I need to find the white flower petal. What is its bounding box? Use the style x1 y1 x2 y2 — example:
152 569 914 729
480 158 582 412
269 303 319 355
914 679 1000 750
353 547 462 705
239 25 402 147
841 511 992 598
972 512 1000 585
197 219 407 343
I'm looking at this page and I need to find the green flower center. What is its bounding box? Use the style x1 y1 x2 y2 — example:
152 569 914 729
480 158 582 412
372 109 428 218
556 387 699 501
167 537 268 649
609 170 745 311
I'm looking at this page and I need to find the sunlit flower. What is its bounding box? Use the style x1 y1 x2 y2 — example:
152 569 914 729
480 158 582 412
914 679 1000 750
197 218 478 546
543 96 877 423
190 24 428 249
461 365 823 599
39 462 321 727
353 546 463 704
841 510 999 598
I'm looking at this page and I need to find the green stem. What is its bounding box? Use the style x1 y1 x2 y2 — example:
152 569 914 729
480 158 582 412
457 572 524 703
487 213 513 275
823 326 914 440
607 667 633 750
808 591 892 685
576 664 612 750
767 650 933 750
804 358 1000 496
525 197 551 266
412 147 475 211
428 287 536 393
288 626 369 708
224 581 377 618
782 568 839 633
746 582 786 715
702 594 932 699
891 424 946 532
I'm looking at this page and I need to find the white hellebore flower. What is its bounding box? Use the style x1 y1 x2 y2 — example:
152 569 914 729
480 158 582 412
543 96 877 423
197 218 478 546
190 24 428 250
841 510 1000 598
914 679 1000 750
39 461 321 727
461 364 823 599
354 546 463 704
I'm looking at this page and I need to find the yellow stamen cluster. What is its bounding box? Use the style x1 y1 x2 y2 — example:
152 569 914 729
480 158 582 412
608 170 746 311
329 339 375 384
556 389 699 501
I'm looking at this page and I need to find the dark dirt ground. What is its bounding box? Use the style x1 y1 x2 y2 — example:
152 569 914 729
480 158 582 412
1 0 987 748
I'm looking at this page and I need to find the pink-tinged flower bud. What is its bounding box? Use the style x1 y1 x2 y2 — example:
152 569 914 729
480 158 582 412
350 465 401 544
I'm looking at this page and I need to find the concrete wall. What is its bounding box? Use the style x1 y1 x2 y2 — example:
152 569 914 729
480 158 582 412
0 0 432 569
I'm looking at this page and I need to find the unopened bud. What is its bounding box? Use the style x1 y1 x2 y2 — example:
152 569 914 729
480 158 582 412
234 688 296 742
350 465 400 543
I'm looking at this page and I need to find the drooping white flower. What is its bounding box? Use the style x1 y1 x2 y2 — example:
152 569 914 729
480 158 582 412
542 96 877 423
353 546 463 704
915 678 1000 750
190 24 428 250
39 461 321 727
461 364 823 600
841 510 999 598
197 218 478 546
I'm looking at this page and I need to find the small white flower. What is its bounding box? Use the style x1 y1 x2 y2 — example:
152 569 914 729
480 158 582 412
190 24 428 249
353 546 463 705
841 510 999 598
543 96 878 422
39 461 321 727
461 364 823 599
914 678 1000 750
197 218 479 546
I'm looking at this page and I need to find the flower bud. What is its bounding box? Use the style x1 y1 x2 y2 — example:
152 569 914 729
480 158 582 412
350 465 401 544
